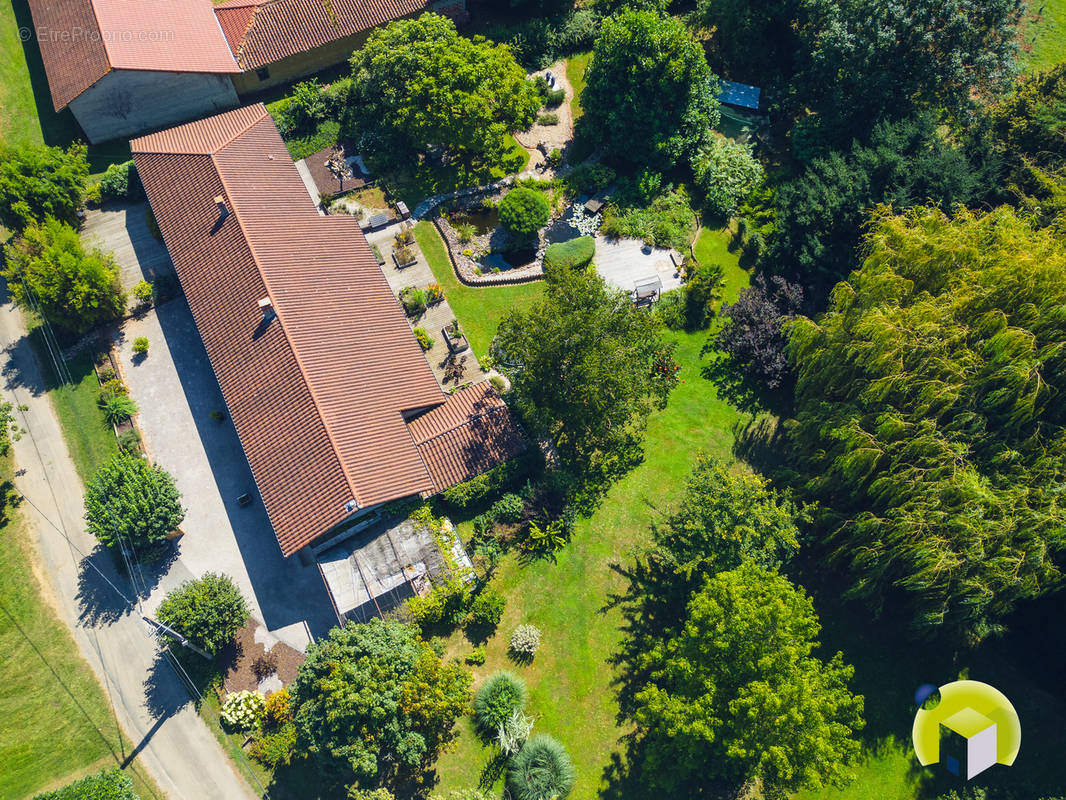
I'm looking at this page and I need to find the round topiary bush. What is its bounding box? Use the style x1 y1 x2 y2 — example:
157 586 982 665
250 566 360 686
499 187 550 236
543 236 595 277
507 734 576 800
473 670 528 737
220 690 265 732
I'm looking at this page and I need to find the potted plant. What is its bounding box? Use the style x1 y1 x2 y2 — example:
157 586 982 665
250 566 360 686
442 318 469 353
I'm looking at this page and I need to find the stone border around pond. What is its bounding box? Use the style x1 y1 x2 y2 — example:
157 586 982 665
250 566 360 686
434 217 546 287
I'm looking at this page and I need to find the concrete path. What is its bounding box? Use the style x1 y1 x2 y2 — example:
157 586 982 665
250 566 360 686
114 301 337 648
365 226 492 387
0 300 257 800
82 202 175 292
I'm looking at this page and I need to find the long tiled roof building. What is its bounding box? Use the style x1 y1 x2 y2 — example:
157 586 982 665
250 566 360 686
132 104 523 557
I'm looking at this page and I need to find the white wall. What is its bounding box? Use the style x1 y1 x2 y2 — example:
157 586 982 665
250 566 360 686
69 70 239 144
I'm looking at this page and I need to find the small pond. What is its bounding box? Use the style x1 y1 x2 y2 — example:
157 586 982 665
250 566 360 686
450 208 500 235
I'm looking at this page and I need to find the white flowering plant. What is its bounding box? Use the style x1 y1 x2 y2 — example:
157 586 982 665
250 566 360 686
508 624 542 660
220 689 265 732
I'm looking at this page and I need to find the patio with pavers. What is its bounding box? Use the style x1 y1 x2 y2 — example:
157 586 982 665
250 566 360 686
365 223 493 388
593 236 683 298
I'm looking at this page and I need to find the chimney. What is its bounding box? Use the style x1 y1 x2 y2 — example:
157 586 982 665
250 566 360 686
214 195 229 218
258 296 275 322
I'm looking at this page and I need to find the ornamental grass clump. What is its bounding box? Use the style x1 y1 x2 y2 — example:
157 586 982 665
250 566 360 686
508 624 541 661
507 734 576 800
473 670 527 738
220 690 265 732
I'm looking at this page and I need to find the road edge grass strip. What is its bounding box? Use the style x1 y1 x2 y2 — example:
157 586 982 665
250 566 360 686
0 449 162 799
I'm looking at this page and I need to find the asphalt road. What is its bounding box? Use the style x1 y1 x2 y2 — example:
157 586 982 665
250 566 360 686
0 299 257 800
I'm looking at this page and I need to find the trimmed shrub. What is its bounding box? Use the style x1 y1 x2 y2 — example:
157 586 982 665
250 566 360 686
544 88 566 108
537 112 559 126
220 690 265 732
509 624 542 659
490 493 525 523
466 588 505 630
508 734 576 800
133 280 153 306
32 767 137 800
99 160 142 201
543 236 594 276
157 572 249 655
499 187 550 236
132 336 149 355
263 688 292 727
250 723 296 768
473 671 527 736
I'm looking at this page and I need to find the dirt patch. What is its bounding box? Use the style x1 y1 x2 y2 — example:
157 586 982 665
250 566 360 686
515 61 576 174
221 618 304 694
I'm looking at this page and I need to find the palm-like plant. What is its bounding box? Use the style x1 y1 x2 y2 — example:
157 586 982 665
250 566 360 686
101 394 138 424
522 519 566 554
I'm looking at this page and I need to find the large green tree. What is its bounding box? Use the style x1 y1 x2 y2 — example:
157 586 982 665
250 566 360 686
630 562 864 796
787 205 1066 643
769 114 997 286
583 9 719 169
0 143 88 232
157 573 248 656
291 619 471 788
347 13 540 167
84 451 184 550
987 61 1066 170
793 0 1023 137
492 267 677 489
647 456 806 604
3 217 126 335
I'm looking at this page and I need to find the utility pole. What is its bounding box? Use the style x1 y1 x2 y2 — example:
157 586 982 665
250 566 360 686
142 615 211 660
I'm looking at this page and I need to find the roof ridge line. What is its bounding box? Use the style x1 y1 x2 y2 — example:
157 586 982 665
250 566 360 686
210 132 366 511
85 0 112 70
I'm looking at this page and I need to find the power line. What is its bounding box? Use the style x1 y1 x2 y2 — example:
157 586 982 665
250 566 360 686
6 277 268 797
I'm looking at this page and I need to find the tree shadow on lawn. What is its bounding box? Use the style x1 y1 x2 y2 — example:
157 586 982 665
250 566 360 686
76 540 178 627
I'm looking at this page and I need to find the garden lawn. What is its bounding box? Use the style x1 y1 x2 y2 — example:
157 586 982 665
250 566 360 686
0 0 129 172
27 327 118 483
413 221 544 359
0 452 160 799
431 243 751 798
1023 0 1066 72
565 52 591 120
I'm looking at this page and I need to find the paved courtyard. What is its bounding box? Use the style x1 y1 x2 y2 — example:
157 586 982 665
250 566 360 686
365 223 492 388
114 300 338 649
82 201 175 292
594 236 683 297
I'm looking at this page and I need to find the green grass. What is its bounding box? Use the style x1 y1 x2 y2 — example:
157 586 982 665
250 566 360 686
1 0 130 172
27 328 118 483
431 236 750 798
391 135 531 209
1023 0 1066 72
413 220 544 359
565 52 592 121
0 453 160 799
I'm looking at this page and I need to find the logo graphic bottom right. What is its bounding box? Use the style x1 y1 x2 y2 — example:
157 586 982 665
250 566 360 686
911 680 1021 781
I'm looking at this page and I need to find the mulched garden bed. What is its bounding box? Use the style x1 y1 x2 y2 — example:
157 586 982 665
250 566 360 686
304 142 371 197
221 618 304 694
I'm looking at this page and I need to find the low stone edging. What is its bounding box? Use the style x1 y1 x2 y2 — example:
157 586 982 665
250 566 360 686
431 217 546 288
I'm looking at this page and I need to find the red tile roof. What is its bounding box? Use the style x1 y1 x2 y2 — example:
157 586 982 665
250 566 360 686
408 383 527 491
27 0 239 110
132 105 443 555
132 105 522 556
214 0 429 70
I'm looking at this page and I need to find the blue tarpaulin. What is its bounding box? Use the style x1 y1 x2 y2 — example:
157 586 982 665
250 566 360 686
718 80 761 110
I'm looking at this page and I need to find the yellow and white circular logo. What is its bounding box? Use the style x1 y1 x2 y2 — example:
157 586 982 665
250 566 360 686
912 680 1021 780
